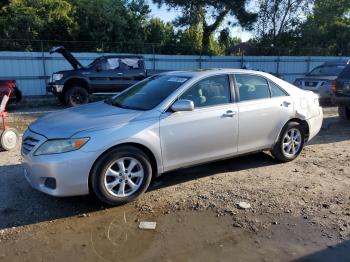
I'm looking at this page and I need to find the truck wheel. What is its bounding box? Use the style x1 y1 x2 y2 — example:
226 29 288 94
271 122 305 162
90 146 152 206
65 86 89 107
338 106 350 121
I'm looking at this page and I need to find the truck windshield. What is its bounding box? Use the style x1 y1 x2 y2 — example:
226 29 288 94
107 75 190 110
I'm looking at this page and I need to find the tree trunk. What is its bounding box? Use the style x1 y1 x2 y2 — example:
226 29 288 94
201 9 229 54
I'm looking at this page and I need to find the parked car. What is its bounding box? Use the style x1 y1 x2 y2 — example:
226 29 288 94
331 63 350 120
22 69 322 205
47 46 147 107
0 80 22 105
294 61 347 105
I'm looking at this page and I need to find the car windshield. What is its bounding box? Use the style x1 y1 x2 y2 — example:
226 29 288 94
308 65 345 76
106 75 190 110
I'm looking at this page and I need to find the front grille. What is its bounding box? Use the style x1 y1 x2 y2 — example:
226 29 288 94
305 81 318 87
22 136 40 155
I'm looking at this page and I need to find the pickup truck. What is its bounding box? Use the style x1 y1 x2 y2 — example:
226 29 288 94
47 47 148 106
332 63 350 120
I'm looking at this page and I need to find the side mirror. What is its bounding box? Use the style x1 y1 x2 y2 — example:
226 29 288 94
96 64 102 72
171 99 194 112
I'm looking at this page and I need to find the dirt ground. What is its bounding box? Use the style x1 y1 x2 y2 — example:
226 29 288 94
0 106 350 261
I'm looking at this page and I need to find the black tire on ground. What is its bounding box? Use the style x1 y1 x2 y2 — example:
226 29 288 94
90 146 153 206
271 121 305 162
57 94 67 105
64 86 89 107
338 105 350 121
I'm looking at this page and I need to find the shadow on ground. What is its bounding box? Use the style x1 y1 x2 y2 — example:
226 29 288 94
0 152 278 230
293 239 350 262
310 116 350 145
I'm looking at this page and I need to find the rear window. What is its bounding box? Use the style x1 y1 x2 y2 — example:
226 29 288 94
308 65 345 76
338 64 350 79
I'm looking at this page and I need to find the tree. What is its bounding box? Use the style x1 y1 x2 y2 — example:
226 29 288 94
254 0 312 48
153 0 256 54
1 0 76 43
301 0 350 55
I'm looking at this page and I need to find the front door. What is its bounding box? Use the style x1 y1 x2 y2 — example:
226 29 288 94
160 74 239 172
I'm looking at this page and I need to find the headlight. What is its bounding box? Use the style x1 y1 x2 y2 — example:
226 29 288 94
34 138 89 156
52 73 64 81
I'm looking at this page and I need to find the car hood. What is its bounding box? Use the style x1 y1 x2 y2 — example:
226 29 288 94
29 102 144 139
50 46 84 70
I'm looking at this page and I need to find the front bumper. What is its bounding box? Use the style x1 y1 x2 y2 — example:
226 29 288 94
46 83 64 94
21 129 100 197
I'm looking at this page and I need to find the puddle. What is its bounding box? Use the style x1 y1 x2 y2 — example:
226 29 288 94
0 207 349 262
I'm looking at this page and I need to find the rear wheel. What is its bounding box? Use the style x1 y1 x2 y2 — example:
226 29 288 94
90 146 152 206
65 86 89 107
271 122 305 162
338 105 350 121
0 128 18 151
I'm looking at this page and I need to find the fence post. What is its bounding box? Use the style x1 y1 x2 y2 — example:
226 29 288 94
306 56 311 74
199 51 202 69
240 50 244 68
276 48 280 77
152 43 156 71
41 40 48 95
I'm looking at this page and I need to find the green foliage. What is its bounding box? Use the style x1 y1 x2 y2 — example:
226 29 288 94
1 0 76 41
301 0 350 55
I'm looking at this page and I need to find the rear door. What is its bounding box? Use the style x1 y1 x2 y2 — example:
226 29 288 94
234 74 293 154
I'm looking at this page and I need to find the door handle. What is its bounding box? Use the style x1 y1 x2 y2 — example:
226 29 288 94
117 73 123 76
223 110 236 117
281 101 291 107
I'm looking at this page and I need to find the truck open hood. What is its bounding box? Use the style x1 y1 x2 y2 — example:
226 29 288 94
50 46 84 70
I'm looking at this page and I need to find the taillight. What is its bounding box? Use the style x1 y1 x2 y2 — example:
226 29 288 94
332 81 337 93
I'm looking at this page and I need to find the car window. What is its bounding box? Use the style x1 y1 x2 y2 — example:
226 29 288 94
120 58 141 70
270 82 288 97
100 58 120 70
108 75 190 110
308 65 345 76
179 75 231 108
235 74 270 102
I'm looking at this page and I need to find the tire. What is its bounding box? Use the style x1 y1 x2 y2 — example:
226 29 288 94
0 128 18 151
338 105 350 121
90 146 152 206
65 86 89 107
271 122 305 162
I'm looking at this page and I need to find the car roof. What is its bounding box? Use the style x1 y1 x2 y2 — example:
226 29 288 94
161 68 270 78
320 61 348 66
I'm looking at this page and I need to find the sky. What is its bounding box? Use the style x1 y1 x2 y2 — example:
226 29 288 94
148 1 253 42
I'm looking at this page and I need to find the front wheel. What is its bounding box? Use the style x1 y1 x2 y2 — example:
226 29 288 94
90 146 152 206
271 122 305 162
65 86 89 107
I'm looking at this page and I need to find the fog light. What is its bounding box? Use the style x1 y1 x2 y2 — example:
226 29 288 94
44 178 56 189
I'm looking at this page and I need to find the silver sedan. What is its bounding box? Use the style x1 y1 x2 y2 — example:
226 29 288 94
22 69 323 205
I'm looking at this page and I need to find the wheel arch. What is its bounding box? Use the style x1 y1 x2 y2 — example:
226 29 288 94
63 77 90 94
275 118 310 143
88 142 160 193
